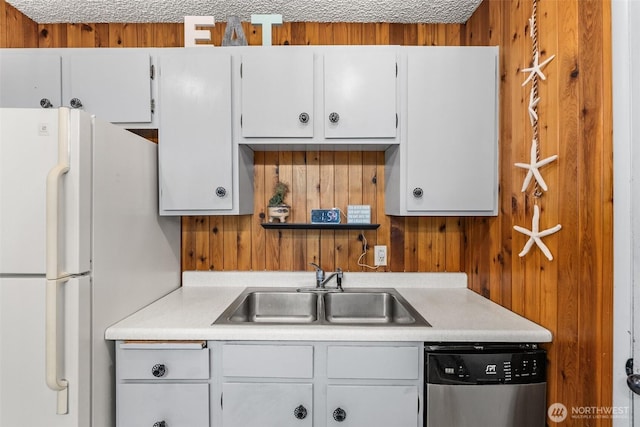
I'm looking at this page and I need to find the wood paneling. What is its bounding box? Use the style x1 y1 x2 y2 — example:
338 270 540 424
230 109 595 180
1 1 37 47
0 0 614 423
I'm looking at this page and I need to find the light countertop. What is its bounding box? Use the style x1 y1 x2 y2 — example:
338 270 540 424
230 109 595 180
105 271 552 343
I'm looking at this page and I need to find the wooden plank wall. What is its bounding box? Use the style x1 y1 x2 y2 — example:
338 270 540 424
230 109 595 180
1 0 614 423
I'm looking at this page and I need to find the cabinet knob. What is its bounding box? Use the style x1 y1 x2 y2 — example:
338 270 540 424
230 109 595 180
299 112 310 124
328 112 340 124
412 187 424 198
40 98 53 108
293 404 308 420
333 407 347 422
70 98 83 109
153 422 166 427
215 187 227 198
151 364 166 378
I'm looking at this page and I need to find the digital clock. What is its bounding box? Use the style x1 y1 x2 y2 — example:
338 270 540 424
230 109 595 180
311 209 341 224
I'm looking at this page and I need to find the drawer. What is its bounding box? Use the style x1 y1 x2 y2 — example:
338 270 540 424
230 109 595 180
118 343 209 380
223 344 313 378
118 383 209 427
327 345 420 379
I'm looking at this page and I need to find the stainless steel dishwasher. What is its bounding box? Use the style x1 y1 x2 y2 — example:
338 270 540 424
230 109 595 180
425 343 547 427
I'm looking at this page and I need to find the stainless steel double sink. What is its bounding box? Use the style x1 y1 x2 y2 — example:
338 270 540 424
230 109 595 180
213 287 431 327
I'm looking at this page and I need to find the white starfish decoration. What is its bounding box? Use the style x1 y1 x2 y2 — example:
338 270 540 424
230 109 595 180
521 51 556 86
529 15 535 38
527 87 540 126
514 205 562 261
515 139 558 192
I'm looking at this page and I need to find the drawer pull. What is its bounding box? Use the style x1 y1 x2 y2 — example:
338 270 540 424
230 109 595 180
151 364 166 378
153 421 166 427
294 404 308 420
333 407 347 422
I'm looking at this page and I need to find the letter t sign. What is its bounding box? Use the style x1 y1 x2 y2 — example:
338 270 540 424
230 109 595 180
251 14 283 46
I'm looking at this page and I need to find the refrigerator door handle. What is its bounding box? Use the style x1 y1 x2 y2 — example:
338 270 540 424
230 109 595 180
46 278 69 415
46 107 70 281
45 107 70 415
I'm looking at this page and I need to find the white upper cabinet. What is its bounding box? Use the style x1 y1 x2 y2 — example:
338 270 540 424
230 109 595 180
0 52 62 108
65 51 153 124
241 48 314 138
157 50 236 214
156 49 253 216
237 46 398 148
323 49 397 139
0 49 154 126
386 46 499 216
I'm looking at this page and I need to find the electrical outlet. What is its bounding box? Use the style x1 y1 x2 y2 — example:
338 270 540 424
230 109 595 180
374 245 387 266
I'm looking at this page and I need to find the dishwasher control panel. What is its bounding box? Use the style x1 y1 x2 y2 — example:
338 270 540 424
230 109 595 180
426 344 546 385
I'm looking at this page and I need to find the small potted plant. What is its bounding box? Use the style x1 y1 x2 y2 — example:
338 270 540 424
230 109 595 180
267 181 291 223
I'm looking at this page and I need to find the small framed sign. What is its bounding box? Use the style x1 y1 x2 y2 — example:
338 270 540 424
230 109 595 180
347 205 371 224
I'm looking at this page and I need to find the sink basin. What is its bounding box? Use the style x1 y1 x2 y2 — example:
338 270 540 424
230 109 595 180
221 290 318 323
324 291 417 324
213 287 430 327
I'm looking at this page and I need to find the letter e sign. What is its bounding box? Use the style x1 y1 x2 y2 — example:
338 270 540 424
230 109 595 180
184 16 215 47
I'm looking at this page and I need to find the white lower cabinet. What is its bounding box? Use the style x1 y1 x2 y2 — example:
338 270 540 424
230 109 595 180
222 383 313 427
115 342 210 427
325 345 420 427
221 344 314 426
115 341 422 427
326 385 418 427
119 383 210 427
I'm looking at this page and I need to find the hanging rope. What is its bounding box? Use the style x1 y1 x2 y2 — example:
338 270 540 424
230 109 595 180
513 0 562 261
530 0 542 198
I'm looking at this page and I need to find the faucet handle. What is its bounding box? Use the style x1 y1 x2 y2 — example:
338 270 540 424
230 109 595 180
310 262 325 285
309 262 322 272
336 268 343 290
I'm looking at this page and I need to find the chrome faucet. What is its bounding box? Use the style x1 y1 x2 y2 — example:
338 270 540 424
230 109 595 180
309 263 344 291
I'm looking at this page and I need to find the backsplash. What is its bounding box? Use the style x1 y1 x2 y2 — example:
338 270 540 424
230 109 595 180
181 151 466 273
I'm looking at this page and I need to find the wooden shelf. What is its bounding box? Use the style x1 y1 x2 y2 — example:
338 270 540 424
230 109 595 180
261 223 380 230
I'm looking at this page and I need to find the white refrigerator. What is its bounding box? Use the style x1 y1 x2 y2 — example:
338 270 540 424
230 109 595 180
0 108 181 427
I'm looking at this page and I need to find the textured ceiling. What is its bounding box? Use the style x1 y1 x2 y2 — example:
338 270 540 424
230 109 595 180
6 0 483 24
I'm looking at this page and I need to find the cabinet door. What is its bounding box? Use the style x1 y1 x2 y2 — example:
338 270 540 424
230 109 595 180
0 52 61 108
406 47 498 214
158 51 233 213
65 52 152 123
222 382 313 427
118 383 209 427
323 50 397 138
241 49 314 138
327 385 418 427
